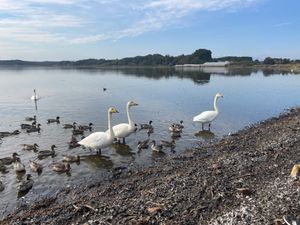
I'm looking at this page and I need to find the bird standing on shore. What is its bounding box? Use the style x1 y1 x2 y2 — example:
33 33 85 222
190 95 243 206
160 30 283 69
193 92 223 130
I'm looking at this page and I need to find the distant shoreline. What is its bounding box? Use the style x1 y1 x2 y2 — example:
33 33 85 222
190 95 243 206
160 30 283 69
230 63 300 73
0 63 299 73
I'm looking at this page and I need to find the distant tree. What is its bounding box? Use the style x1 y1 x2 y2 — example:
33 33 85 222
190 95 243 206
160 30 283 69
216 56 253 62
254 59 261 64
0 48 215 66
282 58 291 64
263 57 275 65
189 49 212 63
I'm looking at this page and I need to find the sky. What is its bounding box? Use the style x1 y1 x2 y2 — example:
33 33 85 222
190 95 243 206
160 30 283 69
0 0 299 61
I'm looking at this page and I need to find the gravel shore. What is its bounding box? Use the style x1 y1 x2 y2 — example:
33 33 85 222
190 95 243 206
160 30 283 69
2 108 300 225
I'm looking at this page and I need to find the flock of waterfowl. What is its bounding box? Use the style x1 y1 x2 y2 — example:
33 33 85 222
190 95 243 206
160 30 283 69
0 91 223 196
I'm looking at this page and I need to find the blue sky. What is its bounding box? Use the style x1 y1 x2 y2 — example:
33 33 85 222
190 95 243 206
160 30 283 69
0 0 299 60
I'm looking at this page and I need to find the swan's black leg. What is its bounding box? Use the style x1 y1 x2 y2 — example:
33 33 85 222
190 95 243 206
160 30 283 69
122 138 126 144
209 123 211 131
202 123 204 130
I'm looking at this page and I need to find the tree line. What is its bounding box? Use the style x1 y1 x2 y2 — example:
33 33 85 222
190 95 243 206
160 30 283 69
0 49 299 66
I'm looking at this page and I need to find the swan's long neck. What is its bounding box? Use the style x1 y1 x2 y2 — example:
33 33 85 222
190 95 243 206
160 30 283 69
126 104 134 128
108 111 115 138
214 95 219 113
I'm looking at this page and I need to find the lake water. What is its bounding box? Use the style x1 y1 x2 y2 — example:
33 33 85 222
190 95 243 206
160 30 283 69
0 66 299 217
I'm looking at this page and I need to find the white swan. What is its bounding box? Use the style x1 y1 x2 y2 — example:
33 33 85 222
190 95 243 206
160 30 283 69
193 92 223 130
78 107 118 154
30 89 40 100
107 101 138 144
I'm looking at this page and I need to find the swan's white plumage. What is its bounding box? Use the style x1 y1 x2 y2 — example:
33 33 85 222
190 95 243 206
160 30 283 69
111 123 132 138
106 101 138 140
193 110 218 123
78 132 111 149
31 95 40 100
193 92 223 126
31 89 41 100
78 107 118 150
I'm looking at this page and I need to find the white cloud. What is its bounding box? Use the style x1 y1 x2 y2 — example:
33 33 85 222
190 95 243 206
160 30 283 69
71 0 260 44
273 22 292 27
0 15 83 28
0 0 261 45
144 0 258 12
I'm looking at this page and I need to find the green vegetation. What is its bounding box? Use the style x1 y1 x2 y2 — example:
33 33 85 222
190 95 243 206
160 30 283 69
0 49 212 67
215 56 253 63
263 57 275 65
0 49 299 67
263 57 293 65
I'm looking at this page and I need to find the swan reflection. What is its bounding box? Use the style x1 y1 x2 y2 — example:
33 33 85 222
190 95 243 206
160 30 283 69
111 143 135 157
81 154 113 170
194 130 215 140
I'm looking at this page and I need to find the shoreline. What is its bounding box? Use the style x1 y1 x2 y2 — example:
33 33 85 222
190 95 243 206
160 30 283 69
229 63 300 73
0 63 300 73
2 108 300 224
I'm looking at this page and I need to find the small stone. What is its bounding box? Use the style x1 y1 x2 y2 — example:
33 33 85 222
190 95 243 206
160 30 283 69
237 188 252 196
147 206 162 215
274 218 283 225
290 164 300 177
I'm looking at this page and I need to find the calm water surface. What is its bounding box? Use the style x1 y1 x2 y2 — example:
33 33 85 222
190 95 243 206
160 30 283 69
0 67 299 217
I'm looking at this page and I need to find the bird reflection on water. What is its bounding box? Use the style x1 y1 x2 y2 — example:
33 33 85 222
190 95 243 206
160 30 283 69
111 143 135 157
194 130 215 140
81 155 113 170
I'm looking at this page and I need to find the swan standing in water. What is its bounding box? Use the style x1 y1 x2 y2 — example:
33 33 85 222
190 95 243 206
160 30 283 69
108 101 138 144
193 93 223 130
30 89 40 100
78 107 119 155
